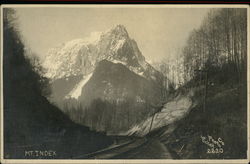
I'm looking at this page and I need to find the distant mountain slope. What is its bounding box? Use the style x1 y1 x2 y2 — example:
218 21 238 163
79 60 162 107
64 60 163 133
42 25 168 134
43 25 166 103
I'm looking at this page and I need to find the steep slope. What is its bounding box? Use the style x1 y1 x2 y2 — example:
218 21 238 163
124 90 194 137
164 76 247 159
79 60 162 107
4 93 113 159
3 11 113 158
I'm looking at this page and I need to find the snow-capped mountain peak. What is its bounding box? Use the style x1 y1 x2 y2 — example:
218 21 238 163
43 25 167 135
43 24 145 79
109 24 129 38
42 24 165 95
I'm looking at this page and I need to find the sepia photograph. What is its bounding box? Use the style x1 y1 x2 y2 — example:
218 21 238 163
0 5 249 163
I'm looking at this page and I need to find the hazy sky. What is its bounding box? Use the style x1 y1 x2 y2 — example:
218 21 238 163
15 7 209 62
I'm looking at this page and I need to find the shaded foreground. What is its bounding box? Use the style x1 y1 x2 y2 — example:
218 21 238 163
3 9 113 159
74 137 172 159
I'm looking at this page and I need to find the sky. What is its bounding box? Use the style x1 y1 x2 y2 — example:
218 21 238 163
15 7 209 62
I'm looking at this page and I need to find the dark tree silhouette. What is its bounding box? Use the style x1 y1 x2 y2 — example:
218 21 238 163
3 8 112 159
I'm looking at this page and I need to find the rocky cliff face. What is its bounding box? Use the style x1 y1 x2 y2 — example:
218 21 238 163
43 25 168 134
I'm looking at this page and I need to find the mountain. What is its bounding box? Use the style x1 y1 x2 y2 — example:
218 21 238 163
43 25 161 82
43 25 167 134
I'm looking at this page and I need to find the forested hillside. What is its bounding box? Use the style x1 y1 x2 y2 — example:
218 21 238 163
3 8 113 159
182 9 247 84
162 8 247 159
154 9 247 90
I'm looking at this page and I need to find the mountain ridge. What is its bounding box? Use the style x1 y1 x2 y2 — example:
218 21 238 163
43 24 158 81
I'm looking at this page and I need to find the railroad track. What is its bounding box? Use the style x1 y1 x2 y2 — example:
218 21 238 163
111 138 151 159
74 138 148 159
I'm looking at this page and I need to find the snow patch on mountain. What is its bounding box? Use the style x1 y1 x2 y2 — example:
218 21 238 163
111 39 126 52
65 73 93 99
111 59 127 65
43 31 103 79
108 59 147 78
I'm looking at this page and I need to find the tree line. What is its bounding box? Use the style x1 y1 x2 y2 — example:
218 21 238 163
155 8 247 89
183 8 247 85
63 98 157 134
